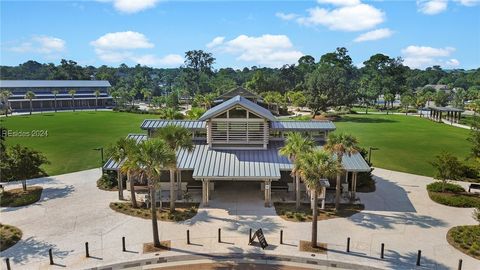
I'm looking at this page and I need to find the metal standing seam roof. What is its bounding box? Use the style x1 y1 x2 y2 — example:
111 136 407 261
198 95 276 121
104 136 370 176
271 121 336 131
141 120 206 130
102 134 148 170
0 80 111 88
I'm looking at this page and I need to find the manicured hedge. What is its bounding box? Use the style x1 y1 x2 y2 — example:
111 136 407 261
427 182 465 193
428 192 480 208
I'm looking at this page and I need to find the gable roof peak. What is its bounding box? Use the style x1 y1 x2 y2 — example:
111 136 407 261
199 94 276 121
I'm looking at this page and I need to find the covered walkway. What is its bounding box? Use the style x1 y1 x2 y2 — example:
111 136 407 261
428 106 464 123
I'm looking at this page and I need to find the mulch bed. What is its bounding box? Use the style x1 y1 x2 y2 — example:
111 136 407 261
0 223 22 251
143 241 171 253
110 202 199 222
0 186 43 207
446 225 480 260
299 240 327 254
274 203 364 222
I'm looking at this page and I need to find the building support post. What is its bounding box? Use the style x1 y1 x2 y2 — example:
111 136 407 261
202 179 208 207
345 171 349 196
295 174 300 209
177 170 182 200
352 172 358 199
264 179 271 207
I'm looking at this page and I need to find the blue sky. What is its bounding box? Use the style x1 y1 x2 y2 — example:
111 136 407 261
1 0 479 69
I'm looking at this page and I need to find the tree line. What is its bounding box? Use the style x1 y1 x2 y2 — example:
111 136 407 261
1 48 479 114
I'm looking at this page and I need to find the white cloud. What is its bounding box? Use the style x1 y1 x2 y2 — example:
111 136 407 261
454 0 480 6
10 35 66 54
445 58 460 67
99 0 159 14
90 31 154 50
401 45 458 68
132 54 183 67
317 0 361 6
207 34 304 68
354 28 393 42
206 36 225 48
275 12 299 21
417 0 448 15
90 31 181 67
296 3 385 31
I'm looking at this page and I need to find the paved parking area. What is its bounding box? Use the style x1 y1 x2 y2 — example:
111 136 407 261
0 168 478 269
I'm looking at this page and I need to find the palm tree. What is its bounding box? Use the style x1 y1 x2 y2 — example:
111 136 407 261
279 132 315 209
107 137 137 201
118 140 143 208
161 108 183 120
51 90 59 112
324 133 359 211
153 125 194 211
68 89 76 112
1 90 12 117
296 149 340 248
135 138 176 248
94 90 101 111
25 91 35 115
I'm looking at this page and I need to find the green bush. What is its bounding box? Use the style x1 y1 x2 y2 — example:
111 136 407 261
427 181 465 193
97 172 118 190
428 192 480 208
448 225 480 259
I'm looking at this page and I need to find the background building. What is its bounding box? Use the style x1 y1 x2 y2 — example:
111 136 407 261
0 80 113 112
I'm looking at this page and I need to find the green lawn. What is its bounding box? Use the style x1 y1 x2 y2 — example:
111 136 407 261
1 111 473 177
335 114 471 176
1 111 147 175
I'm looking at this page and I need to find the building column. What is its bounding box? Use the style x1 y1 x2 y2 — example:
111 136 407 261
352 172 358 199
439 111 443 122
177 170 182 200
264 179 271 207
202 179 209 206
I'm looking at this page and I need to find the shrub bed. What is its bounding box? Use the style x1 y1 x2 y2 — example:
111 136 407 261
97 172 118 191
0 223 22 251
274 203 364 222
427 182 480 208
447 225 480 259
0 186 43 207
110 202 199 222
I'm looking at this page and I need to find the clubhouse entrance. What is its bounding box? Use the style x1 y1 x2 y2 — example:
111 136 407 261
200 179 275 208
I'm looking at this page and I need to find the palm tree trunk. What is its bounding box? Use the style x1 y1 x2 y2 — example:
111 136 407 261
22 179 27 191
118 170 124 200
311 190 318 248
72 98 75 112
95 98 98 111
295 173 300 210
335 173 341 211
54 97 57 112
169 169 176 211
29 100 32 115
128 171 138 208
150 184 161 248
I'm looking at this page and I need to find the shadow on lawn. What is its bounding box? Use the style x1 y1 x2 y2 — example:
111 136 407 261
1 236 73 264
336 116 398 124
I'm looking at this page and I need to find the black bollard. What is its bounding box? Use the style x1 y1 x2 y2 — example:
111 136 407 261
458 259 463 270
280 230 283 244
380 243 385 259
218 228 221 243
249 228 252 244
49 248 54 265
346 237 350 252
122 236 126 252
187 230 190 245
85 242 89 258
5 258 11 270
416 250 421 266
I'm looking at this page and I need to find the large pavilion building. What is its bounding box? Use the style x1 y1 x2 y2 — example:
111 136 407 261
104 94 371 207
0 80 113 112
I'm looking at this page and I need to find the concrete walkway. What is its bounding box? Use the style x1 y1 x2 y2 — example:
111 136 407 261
1 168 478 269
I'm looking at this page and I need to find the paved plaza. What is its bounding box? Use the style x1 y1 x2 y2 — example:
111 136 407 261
0 168 479 269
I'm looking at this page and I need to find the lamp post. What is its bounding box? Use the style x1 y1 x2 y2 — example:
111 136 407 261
368 147 379 164
93 147 104 173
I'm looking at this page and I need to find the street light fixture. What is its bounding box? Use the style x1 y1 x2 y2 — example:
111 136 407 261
368 146 379 164
93 147 104 173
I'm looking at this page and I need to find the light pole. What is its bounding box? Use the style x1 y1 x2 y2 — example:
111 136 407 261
368 147 379 164
93 147 104 173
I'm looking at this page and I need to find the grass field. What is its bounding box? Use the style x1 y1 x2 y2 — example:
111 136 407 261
335 114 471 176
1 111 472 177
1 111 147 175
